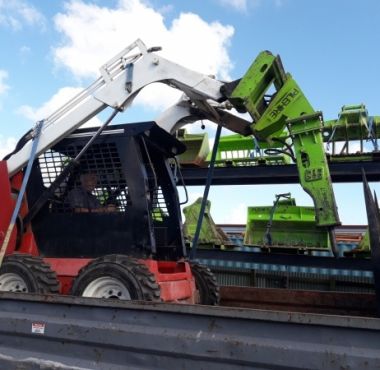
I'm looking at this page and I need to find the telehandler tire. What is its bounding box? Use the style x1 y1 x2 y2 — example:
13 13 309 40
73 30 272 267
0 254 59 294
71 254 161 301
190 262 220 305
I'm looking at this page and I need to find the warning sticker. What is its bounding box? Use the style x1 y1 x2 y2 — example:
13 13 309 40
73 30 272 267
31 322 45 334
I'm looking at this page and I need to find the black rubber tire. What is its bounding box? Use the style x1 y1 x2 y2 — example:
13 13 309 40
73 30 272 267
0 254 60 294
71 254 161 301
190 262 220 305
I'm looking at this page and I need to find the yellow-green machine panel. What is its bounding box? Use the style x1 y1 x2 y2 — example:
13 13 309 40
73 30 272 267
244 194 330 251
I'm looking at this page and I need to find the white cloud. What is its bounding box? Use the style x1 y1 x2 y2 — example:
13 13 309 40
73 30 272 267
0 70 9 95
18 87 82 121
17 86 101 127
218 0 248 12
0 0 45 30
217 0 264 12
53 0 234 112
0 135 17 160
157 4 174 15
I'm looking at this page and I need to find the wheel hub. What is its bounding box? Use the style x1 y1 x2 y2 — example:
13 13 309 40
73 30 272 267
0 273 29 292
82 276 131 299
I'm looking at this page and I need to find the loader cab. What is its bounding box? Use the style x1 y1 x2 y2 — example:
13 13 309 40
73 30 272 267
26 122 187 261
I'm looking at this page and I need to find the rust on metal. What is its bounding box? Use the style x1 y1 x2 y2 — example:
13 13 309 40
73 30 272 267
220 286 377 317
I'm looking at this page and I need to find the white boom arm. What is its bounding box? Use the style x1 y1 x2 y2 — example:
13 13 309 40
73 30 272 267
6 39 227 177
156 95 252 135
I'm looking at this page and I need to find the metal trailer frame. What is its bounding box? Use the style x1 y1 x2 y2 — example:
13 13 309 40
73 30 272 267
181 156 380 314
0 292 379 369
180 160 380 185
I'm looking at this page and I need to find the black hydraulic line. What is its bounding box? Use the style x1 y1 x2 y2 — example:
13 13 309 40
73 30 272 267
264 193 291 246
190 124 222 260
2 129 33 160
264 137 296 162
173 157 189 206
23 108 119 225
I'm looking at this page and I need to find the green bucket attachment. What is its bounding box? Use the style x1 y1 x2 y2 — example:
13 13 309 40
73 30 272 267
324 104 380 143
323 104 380 162
206 133 291 166
244 193 330 251
183 197 232 249
175 129 210 167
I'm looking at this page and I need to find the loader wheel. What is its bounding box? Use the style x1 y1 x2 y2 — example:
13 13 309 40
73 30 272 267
71 254 161 301
0 254 59 294
190 262 220 305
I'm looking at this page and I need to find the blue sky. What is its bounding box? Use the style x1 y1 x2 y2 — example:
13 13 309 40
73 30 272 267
0 0 379 225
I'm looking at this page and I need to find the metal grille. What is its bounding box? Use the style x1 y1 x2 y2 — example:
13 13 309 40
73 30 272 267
141 134 171 221
39 149 70 197
205 266 375 294
38 143 129 213
151 186 169 220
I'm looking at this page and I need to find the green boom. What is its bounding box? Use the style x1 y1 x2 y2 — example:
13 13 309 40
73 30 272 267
229 51 340 227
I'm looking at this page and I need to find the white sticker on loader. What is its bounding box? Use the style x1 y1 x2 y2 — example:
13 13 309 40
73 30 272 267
31 322 45 334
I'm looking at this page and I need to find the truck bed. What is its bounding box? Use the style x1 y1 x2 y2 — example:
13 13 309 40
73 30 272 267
0 291 379 369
